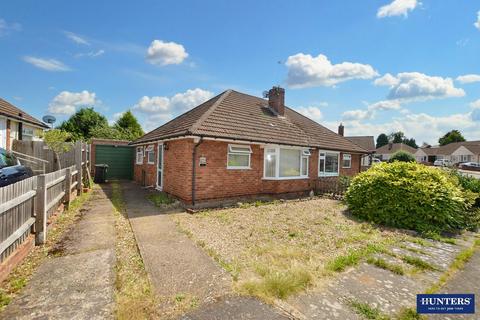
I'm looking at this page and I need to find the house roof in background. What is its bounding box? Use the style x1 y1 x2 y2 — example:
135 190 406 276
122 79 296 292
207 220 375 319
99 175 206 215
345 136 375 152
131 90 367 153
420 141 480 156
0 98 49 128
376 143 417 155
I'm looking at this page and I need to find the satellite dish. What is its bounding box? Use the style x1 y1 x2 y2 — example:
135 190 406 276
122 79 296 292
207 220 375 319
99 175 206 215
42 115 56 129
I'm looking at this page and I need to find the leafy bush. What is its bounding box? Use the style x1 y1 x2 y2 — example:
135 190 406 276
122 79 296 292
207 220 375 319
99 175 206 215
388 151 416 163
345 162 478 233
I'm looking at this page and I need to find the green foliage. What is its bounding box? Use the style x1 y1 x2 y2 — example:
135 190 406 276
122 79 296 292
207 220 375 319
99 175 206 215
376 133 389 148
58 108 108 141
42 129 72 153
115 110 144 140
389 131 405 144
439 129 465 146
348 300 390 320
146 193 174 206
404 137 418 149
345 162 476 233
388 151 416 163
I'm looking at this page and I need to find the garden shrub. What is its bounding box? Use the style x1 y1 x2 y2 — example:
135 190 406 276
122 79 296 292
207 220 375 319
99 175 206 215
388 151 416 163
345 162 479 233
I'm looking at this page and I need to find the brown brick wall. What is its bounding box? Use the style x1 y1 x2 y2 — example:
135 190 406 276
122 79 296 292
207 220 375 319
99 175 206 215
133 138 363 204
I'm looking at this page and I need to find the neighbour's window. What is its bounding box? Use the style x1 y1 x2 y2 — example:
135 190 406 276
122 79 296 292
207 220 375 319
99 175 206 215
319 151 339 177
136 147 144 164
342 154 351 168
227 144 252 169
22 126 34 141
263 147 310 179
146 145 155 164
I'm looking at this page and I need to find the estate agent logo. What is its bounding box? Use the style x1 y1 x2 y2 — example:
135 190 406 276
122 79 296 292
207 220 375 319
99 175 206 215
417 294 475 314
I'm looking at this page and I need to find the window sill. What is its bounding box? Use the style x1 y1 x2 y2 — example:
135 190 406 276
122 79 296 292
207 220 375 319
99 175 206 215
262 176 309 181
147 162 155 165
227 167 251 170
318 173 339 177
342 166 351 169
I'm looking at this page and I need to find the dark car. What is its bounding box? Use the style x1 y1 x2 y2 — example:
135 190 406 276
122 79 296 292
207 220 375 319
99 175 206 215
0 148 34 188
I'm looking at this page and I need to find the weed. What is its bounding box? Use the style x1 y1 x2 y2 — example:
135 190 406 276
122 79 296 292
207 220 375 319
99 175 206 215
396 307 426 320
367 257 405 275
348 299 390 320
146 192 174 206
175 294 185 303
401 256 437 271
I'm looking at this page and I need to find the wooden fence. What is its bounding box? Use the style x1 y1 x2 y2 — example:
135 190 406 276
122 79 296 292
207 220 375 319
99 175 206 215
0 141 90 281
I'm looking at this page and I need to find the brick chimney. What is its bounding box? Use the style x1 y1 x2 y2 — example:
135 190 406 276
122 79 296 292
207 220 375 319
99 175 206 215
268 86 285 116
338 123 344 136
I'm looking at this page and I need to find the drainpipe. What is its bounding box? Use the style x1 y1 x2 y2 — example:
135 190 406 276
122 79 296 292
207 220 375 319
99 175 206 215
191 137 204 207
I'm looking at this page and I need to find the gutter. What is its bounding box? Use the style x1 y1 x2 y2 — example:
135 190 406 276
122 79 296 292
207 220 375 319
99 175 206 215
191 137 204 207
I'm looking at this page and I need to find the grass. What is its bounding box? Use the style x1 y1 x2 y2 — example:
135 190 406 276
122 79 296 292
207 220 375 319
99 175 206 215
0 189 92 311
426 238 480 294
348 300 390 320
400 255 438 271
367 257 405 275
146 192 174 206
174 198 406 301
396 307 426 320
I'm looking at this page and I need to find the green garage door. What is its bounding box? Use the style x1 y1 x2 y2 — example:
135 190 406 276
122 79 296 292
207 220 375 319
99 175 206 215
95 145 134 180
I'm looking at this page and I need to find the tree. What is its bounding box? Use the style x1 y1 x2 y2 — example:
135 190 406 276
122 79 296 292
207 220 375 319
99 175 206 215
404 138 418 149
388 150 416 163
376 133 389 148
58 108 108 141
115 110 144 140
389 131 405 144
439 130 466 146
42 129 73 170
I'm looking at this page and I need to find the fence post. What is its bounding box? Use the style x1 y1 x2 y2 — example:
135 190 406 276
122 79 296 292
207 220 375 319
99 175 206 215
35 174 47 245
75 141 83 195
65 167 72 209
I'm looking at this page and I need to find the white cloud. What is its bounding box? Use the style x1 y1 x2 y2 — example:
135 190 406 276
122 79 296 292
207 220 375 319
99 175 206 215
146 40 188 66
132 88 214 130
296 106 323 122
377 0 419 18
456 74 480 84
0 18 21 36
64 31 90 45
48 90 97 115
470 99 480 109
383 72 464 101
23 56 71 72
75 49 105 58
342 109 373 121
342 100 401 121
374 73 400 87
285 53 378 88
475 11 480 30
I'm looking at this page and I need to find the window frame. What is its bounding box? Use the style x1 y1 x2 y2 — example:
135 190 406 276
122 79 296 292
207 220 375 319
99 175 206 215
263 146 310 180
342 153 352 169
227 144 252 170
146 145 155 164
136 146 144 165
318 150 340 177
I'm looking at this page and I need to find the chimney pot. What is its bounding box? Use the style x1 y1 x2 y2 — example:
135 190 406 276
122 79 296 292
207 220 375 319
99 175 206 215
268 86 285 116
338 123 344 136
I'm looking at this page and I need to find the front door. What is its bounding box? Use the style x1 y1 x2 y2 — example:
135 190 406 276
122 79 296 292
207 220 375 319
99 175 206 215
0 118 6 149
156 143 164 190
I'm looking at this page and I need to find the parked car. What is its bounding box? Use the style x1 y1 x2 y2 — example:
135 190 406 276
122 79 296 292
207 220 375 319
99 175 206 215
0 148 34 187
460 162 480 170
371 158 382 165
434 159 452 167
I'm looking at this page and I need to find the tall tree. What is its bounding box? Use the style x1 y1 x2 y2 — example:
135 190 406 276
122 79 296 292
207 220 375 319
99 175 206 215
376 133 389 148
389 131 405 144
439 130 466 146
404 138 418 149
114 110 144 140
58 108 108 141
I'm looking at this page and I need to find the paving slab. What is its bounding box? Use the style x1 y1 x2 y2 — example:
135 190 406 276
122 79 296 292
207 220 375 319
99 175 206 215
1 187 116 320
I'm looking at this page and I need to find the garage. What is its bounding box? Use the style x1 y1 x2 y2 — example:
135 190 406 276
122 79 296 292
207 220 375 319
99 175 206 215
93 142 134 180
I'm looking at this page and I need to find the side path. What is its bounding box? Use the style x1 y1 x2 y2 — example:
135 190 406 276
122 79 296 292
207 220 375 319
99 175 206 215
1 187 116 320
120 181 289 319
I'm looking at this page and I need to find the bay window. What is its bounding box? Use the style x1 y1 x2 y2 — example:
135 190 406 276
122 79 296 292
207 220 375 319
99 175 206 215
227 144 252 169
319 151 339 177
263 147 310 179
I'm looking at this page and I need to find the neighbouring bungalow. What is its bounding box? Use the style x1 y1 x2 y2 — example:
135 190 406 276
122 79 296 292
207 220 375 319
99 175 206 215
344 134 375 169
415 141 480 164
375 142 417 161
130 87 368 206
0 98 48 150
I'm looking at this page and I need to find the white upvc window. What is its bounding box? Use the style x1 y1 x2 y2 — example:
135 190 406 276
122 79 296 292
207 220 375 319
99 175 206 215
146 145 155 164
342 153 352 168
22 126 34 141
227 144 252 169
136 147 144 164
263 146 310 180
319 150 340 177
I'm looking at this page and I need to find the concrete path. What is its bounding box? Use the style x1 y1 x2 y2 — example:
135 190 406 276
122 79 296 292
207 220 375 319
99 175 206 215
120 182 288 319
1 187 116 320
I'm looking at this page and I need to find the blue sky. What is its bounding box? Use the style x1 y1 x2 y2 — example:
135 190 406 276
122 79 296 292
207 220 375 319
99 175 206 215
0 0 479 144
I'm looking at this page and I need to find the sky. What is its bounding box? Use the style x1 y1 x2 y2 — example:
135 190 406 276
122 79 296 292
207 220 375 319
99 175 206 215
0 0 479 145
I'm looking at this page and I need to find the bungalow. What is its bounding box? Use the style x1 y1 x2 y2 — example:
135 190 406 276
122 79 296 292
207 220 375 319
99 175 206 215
0 98 48 150
130 87 367 205
414 141 480 164
375 143 417 161
345 134 375 169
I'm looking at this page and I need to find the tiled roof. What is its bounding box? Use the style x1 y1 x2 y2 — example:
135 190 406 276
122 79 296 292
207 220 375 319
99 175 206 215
376 143 417 155
131 90 366 153
345 136 375 152
0 98 48 128
419 141 480 156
